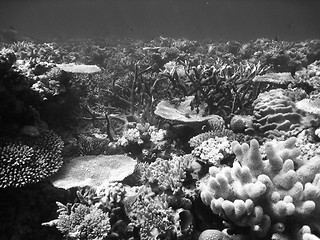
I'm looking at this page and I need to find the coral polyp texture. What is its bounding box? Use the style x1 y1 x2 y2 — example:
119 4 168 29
52 202 111 240
0 130 64 188
252 88 302 138
200 137 320 239
192 136 232 165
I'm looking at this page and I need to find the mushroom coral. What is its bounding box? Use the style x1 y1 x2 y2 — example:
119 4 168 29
0 129 64 188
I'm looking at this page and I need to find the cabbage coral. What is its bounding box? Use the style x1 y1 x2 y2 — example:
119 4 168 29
0 129 64 188
200 137 320 239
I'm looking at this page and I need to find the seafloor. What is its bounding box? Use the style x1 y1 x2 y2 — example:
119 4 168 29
1 37 320 240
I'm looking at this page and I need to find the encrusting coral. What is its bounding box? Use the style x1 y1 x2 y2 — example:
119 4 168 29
200 137 320 239
0 129 64 188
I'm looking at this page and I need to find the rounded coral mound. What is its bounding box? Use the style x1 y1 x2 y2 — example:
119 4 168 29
0 129 64 188
252 88 302 138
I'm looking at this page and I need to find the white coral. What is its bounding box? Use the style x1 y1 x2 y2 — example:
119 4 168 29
192 136 232 165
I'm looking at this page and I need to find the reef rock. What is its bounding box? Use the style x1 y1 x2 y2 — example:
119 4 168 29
50 155 136 189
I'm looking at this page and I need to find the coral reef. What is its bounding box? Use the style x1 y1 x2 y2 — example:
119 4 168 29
1 36 320 240
0 129 64 188
200 137 320 239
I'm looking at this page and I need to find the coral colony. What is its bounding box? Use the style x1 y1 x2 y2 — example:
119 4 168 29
1 37 320 240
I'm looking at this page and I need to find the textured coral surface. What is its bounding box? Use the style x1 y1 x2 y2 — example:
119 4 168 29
0 130 64 188
200 137 320 239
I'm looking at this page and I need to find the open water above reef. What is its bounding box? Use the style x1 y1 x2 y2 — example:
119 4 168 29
1 0 320 41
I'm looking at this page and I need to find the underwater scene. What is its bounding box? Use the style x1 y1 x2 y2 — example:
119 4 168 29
1 0 320 240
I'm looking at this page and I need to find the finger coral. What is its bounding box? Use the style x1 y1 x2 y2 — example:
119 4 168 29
0 129 64 188
200 137 320 239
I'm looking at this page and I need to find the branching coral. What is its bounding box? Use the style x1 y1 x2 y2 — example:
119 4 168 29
0 129 64 188
158 59 269 119
200 137 320 239
125 191 176 240
51 202 111 240
139 156 189 193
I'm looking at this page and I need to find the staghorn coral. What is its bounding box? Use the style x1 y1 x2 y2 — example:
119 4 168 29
200 137 320 240
0 129 64 188
252 88 302 139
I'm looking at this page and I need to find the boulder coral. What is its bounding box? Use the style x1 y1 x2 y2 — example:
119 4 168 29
200 137 320 239
252 89 302 138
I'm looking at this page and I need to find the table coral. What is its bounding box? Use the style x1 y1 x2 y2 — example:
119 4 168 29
0 129 64 188
200 137 320 239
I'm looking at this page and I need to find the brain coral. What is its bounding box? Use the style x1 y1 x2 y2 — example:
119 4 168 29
0 130 64 188
200 137 320 239
252 88 301 138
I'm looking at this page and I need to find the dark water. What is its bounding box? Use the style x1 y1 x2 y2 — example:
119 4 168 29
0 0 320 41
